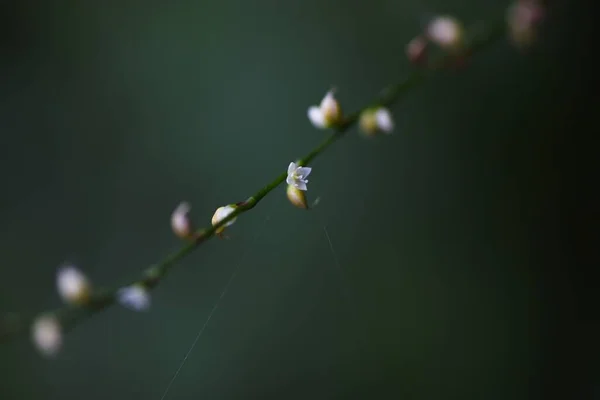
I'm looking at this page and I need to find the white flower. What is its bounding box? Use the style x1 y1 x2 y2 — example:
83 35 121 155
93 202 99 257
211 205 238 234
286 162 312 191
307 90 342 129
56 265 91 305
31 314 62 357
426 16 464 51
359 107 394 136
171 201 192 239
117 284 150 311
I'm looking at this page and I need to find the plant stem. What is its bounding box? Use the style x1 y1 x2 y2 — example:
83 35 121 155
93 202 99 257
0 16 507 345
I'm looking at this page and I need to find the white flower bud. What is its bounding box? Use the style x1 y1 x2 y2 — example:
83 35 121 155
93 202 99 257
171 201 192 239
211 205 238 234
426 16 464 52
286 184 308 209
117 284 150 311
308 90 343 129
359 107 394 136
56 265 91 305
31 314 62 357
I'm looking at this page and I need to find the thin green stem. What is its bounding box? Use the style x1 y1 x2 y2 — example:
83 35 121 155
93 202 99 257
0 16 507 345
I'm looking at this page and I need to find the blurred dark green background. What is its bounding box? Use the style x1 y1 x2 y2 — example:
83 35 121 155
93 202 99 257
0 1 595 399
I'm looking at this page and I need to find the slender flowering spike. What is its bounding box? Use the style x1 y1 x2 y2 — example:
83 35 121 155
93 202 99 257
406 35 429 65
307 90 342 129
31 314 62 357
286 161 312 191
117 284 151 311
286 184 308 209
359 107 394 136
171 201 192 239
56 265 91 305
507 0 545 49
211 204 238 235
426 16 464 52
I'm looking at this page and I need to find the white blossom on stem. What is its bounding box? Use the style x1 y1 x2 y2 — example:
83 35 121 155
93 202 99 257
307 90 342 129
56 265 91 305
286 162 312 191
359 107 394 136
31 314 62 357
211 205 238 234
426 16 464 52
171 201 192 239
117 284 151 311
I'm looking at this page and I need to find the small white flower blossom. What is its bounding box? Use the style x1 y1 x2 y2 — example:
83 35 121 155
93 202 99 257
375 108 394 133
307 90 342 129
117 284 151 312
427 16 464 51
56 265 91 305
286 162 312 191
359 107 394 136
211 205 238 234
171 201 192 239
31 314 62 357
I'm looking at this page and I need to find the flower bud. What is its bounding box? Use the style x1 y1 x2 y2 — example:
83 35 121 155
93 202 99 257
31 314 62 357
211 204 238 234
56 265 91 305
359 107 394 137
171 201 192 239
286 184 308 209
406 35 428 64
426 16 465 52
117 284 151 311
308 90 343 129
507 0 545 49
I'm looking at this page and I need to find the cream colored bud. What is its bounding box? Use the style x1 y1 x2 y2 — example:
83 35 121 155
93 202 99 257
31 314 62 357
308 90 343 129
56 265 91 305
359 107 394 136
286 184 308 209
171 201 192 239
211 205 238 234
426 16 464 52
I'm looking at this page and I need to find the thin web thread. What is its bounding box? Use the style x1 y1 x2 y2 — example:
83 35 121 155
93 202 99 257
159 215 270 400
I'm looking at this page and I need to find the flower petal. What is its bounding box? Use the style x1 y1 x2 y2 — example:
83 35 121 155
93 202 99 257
308 106 326 128
295 180 308 191
375 108 394 133
287 162 297 176
296 167 312 179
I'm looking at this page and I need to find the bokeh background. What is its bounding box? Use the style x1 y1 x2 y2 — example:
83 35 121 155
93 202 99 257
0 0 595 399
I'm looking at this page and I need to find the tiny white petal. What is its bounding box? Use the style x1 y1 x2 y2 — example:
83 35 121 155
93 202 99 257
308 106 326 128
375 108 394 133
287 162 298 176
117 285 150 311
295 181 308 191
296 167 312 179
56 266 90 305
31 315 62 357
320 90 336 110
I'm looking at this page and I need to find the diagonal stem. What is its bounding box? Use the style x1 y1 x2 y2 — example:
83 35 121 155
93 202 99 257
0 16 507 345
